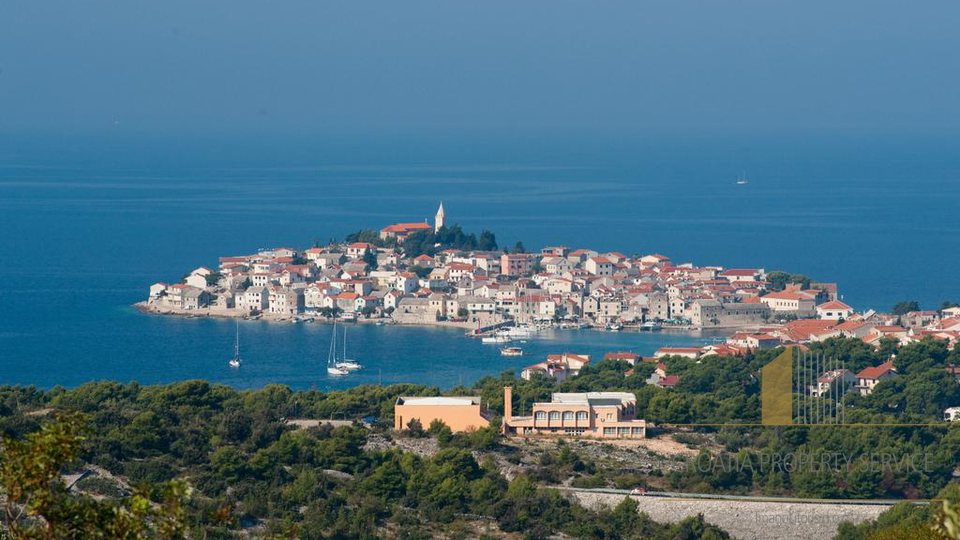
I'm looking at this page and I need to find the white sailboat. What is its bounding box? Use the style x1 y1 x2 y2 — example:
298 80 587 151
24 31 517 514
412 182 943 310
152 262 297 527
326 319 348 376
736 171 749 185
336 325 362 371
228 320 242 367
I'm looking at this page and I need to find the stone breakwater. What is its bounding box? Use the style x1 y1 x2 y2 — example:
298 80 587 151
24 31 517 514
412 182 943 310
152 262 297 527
570 491 889 540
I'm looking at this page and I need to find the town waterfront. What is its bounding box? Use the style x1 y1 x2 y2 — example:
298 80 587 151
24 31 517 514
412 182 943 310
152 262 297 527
1 134 959 389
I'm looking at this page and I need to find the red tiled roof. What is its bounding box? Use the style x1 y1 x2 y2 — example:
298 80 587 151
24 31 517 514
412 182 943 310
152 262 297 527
818 300 852 310
856 361 896 380
381 223 432 233
721 269 760 276
604 351 640 361
657 375 681 387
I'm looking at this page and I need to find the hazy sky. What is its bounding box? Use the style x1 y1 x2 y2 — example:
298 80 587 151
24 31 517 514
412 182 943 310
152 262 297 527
1 1 957 137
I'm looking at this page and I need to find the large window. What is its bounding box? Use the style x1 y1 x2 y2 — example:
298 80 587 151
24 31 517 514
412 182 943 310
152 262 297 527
562 411 574 421
535 411 546 420
548 411 561 421
576 411 588 421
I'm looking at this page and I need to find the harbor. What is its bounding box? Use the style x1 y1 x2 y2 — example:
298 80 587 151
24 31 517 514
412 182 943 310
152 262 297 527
0 303 727 391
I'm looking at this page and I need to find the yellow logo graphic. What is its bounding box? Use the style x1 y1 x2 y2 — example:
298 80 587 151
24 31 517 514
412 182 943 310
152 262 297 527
761 348 794 425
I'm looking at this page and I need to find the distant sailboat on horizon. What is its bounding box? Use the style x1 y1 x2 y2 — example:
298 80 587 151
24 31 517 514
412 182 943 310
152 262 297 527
228 320 242 368
736 171 749 185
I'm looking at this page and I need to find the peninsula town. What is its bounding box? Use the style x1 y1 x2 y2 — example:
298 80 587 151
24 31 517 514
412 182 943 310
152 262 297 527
141 203 960 366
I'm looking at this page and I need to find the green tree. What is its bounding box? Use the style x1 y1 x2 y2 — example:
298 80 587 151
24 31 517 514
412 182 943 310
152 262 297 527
344 229 395 248
0 412 187 540
409 265 432 279
406 418 425 437
362 250 378 270
204 271 223 287
765 271 811 291
477 230 498 251
892 301 920 315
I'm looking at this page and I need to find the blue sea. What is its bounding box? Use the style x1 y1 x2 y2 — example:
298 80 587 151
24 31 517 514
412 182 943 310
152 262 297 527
1 132 957 390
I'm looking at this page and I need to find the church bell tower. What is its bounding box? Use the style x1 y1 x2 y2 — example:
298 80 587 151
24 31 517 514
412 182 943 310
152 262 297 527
435 201 446 232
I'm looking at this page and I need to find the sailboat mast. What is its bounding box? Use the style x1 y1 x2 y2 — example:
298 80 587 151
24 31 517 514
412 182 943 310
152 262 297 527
235 320 240 358
327 319 337 367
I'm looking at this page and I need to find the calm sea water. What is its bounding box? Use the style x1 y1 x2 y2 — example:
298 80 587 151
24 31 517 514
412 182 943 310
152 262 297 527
0 133 957 389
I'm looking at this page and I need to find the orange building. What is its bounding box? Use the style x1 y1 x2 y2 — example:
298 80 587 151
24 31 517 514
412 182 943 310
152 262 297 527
502 386 647 439
393 396 491 432
379 222 432 241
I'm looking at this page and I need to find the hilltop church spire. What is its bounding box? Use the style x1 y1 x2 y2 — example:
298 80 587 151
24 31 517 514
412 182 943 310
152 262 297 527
434 201 445 232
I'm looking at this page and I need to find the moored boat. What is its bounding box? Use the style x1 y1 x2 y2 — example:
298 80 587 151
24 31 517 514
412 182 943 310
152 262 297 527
500 346 523 356
326 319 349 376
228 320 242 367
336 325 362 371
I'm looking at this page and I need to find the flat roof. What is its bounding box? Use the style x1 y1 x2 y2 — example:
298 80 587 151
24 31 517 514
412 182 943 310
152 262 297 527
551 392 636 406
397 396 480 406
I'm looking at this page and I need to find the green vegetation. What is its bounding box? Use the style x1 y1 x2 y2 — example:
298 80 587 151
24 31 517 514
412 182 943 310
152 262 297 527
205 271 224 287
0 382 729 540
833 489 960 540
344 229 396 248
316 306 343 319
408 265 432 279
765 271 812 291
468 338 960 500
361 250 378 270
892 301 921 315
401 225 497 257
5 336 960 538
0 411 187 539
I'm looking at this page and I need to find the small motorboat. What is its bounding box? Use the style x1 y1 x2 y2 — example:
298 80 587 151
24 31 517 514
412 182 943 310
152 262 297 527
606 323 623 332
500 346 523 357
481 335 512 344
336 361 363 371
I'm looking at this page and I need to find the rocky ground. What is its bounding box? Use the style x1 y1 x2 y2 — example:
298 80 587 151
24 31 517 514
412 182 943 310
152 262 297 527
572 491 889 540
